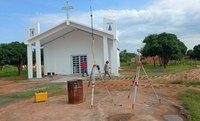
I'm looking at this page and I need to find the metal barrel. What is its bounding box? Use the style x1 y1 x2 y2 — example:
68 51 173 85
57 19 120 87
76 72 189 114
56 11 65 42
67 79 83 104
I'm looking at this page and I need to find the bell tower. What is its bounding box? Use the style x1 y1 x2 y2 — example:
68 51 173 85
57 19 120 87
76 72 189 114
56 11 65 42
103 18 117 39
27 22 40 38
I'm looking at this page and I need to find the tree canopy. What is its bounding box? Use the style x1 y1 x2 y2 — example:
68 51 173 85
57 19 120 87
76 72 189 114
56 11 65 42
186 49 194 59
0 43 10 70
0 42 27 75
193 44 200 60
142 32 187 68
120 49 137 62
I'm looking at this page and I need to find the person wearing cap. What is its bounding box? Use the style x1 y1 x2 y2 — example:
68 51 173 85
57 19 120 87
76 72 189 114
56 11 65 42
104 61 111 79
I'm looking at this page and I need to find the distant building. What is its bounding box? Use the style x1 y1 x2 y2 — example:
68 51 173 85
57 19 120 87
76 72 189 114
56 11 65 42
132 56 160 63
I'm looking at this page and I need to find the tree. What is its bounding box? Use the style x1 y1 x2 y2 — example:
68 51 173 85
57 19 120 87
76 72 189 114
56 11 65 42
32 48 44 65
142 34 160 67
0 43 10 70
120 49 137 62
1 42 27 75
193 44 200 60
9 42 27 76
120 50 127 62
186 49 194 59
0 44 4 70
142 32 187 68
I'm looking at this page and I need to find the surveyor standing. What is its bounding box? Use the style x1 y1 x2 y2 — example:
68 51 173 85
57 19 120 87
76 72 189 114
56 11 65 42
104 61 111 79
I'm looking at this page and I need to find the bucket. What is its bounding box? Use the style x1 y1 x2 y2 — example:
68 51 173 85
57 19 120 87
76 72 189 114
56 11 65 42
67 79 83 104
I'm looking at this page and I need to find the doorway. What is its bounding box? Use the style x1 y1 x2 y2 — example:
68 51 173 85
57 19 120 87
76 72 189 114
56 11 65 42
72 55 87 74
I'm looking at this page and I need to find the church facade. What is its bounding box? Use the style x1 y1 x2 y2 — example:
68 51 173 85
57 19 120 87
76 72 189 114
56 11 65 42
26 19 119 79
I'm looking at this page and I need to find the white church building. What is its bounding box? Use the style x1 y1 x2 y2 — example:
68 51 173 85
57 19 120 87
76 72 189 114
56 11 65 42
26 19 119 79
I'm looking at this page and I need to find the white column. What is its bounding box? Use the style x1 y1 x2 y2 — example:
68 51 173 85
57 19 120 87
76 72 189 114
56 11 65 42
112 39 119 76
117 47 120 68
110 41 114 74
27 44 33 79
103 36 109 64
43 47 47 75
37 22 40 33
36 40 42 78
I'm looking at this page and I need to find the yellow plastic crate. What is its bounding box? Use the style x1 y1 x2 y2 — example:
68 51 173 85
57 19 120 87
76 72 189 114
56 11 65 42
35 91 48 103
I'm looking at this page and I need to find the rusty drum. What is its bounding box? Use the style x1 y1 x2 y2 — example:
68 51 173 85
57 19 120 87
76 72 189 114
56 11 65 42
67 79 83 104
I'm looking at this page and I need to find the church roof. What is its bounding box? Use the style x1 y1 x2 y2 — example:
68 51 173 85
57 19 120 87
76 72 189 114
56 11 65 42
26 20 114 46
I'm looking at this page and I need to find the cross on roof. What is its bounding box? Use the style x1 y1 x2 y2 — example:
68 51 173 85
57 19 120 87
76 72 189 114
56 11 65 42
62 1 74 20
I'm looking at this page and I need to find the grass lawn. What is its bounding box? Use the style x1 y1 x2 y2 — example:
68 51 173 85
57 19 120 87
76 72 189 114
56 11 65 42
1 60 200 80
178 90 200 121
0 83 66 106
0 65 40 81
142 62 198 77
170 80 200 86
0 66 28 81
120 60 200 78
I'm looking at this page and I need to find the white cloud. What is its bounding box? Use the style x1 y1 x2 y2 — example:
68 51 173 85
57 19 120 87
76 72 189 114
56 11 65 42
180 34 200 49
25 0 200 52
27 13 66 26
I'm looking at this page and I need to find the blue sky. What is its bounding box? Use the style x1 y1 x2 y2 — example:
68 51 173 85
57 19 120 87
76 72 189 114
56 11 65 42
0 0 200 53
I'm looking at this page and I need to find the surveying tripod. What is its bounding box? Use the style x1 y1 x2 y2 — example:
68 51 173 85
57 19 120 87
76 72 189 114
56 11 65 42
128 50 161 109
84 64 115 108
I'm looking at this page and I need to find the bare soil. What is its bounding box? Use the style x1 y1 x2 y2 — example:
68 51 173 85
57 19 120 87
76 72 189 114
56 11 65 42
0 80 47 95
1 68 200 121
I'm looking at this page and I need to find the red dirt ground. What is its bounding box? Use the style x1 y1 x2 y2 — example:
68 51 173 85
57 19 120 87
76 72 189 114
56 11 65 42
0 86 185 121
0 80 47 95
1 67 200 121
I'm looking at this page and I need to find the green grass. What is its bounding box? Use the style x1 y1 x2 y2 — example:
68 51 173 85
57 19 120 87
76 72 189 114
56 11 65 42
0 83 66 105
143 63 196 75
120 62 135 67
170 80 200 86
188 81 200 86
170 80 184 84
0 65 41 82
120 60 200 78
0 66 28 81
178 90 200 121
0 66 27 77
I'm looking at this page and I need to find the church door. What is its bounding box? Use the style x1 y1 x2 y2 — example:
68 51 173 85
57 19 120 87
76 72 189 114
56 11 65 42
72 55 87 74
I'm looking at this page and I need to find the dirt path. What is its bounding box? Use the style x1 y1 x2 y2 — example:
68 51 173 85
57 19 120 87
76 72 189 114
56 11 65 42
0 79 187 121
0 80 47 95
0 93 179 121
1 67 200 121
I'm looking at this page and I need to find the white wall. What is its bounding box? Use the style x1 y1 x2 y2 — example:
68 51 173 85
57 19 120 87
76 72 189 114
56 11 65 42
108 39 119 76
43 30 105 75
117 48 120 68
107 40 112 74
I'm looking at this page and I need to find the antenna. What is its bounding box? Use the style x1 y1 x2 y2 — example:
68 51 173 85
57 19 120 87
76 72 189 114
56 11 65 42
61 0 74 20
85 0 115 108
89 0 96 64
90 0 94 41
